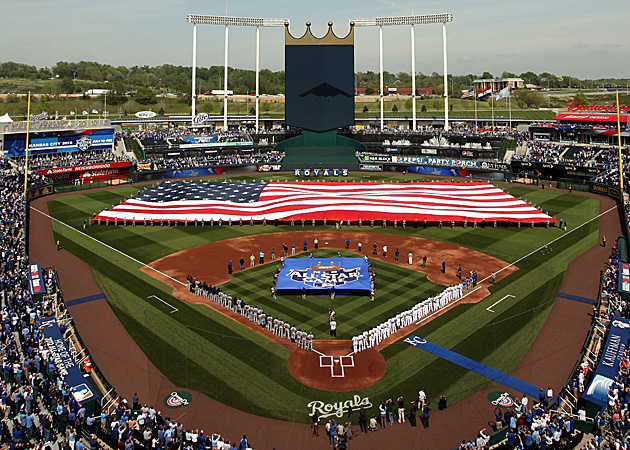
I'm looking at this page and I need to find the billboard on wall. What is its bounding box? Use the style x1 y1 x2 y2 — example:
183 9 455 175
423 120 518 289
4 129 115 157
35 161 131 183
582 316 630 406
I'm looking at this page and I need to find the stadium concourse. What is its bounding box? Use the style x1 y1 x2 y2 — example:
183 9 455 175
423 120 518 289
26 173 622 450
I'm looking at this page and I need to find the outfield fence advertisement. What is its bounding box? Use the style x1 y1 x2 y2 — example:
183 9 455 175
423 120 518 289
359 154 508 171
582 316 630 406
35 161 131 183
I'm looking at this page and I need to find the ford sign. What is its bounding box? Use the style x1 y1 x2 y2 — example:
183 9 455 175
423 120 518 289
135 111 157 119
193 113 209 125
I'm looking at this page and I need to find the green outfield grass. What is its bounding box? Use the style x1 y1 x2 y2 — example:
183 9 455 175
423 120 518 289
45 176 600 422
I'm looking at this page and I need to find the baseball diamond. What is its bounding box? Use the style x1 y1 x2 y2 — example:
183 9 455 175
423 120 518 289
3 3 629 449
26 170 614 450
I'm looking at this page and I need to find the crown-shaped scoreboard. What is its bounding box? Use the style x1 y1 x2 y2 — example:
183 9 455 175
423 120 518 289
285 22 355 133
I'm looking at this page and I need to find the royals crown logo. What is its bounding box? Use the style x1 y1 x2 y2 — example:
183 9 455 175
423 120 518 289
285 21 354 46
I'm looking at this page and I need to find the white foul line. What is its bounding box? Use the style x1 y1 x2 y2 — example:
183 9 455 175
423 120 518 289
30 206 186 287
148 295 179 314
486 294 515 313
482 204 618 284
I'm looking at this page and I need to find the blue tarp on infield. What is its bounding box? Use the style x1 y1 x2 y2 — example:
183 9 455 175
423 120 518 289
405 335 543 399
276 257 371 292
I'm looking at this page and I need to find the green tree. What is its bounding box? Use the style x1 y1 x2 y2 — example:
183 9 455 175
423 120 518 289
391 104 398 112
123 99 139 114
519 71 540 85
365 87 374 95
513 90 546 108
249 107 256 115
432 100 440 110
573 91 589 106
135 87 156 105
362 105 369 113
262 102 271 112
421 104 427 112
59 77 75 95
404 99 412 111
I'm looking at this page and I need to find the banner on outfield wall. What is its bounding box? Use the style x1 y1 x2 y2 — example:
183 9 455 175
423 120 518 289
161 167 225 179
406 166 470 177
39 317 99 404
28 263 44 298
392 156 509 171
590 183 623 200
582 316 630 406
258 165 282 172
618 263 630 301
294 168 349 177
359 164 383 172
511 160 604 180
35 161 131 183
26 184 54 201
362 155 392 163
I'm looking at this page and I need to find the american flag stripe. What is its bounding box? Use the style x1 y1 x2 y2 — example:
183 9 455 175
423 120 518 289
94 181 557 223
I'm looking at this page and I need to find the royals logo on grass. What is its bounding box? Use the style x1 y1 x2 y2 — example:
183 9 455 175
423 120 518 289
487 391 517 408
163 391 192 409
288 261 362 288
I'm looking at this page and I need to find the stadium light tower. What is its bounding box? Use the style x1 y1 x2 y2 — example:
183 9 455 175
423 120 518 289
187 15 288 130
350 14 453 131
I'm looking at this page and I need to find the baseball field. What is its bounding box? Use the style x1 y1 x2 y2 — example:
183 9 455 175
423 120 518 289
43 173 600 422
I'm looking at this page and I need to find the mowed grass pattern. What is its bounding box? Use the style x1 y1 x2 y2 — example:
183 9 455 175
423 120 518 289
44 177 600 421
220 249 444 340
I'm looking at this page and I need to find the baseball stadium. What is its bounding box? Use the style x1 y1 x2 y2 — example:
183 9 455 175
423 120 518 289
2 8 630 450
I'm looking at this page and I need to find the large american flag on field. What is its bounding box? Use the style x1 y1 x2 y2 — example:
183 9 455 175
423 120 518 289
93 181 557 223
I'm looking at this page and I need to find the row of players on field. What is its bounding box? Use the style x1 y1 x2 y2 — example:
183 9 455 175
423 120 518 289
352 280 471 354
187 276 315 351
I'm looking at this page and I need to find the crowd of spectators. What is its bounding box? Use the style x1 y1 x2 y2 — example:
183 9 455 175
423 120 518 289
512 141 568 164
0 169 111 450
23 151 131 171
350 126 518 138
99 397 253 450
119 129 252 149
138 151 283 172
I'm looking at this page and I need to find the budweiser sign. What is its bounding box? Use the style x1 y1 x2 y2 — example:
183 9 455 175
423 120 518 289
565 102 630 113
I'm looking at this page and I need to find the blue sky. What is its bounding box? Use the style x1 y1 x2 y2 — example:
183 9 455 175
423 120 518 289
2 0 628 79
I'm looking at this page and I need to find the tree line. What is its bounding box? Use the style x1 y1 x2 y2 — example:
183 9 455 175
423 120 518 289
0 60 627 103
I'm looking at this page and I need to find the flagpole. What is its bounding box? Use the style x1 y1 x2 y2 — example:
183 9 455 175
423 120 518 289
23 92 31 201
508 87 512 133
474 85 478 132
617 90 624 194
491 91 495 131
